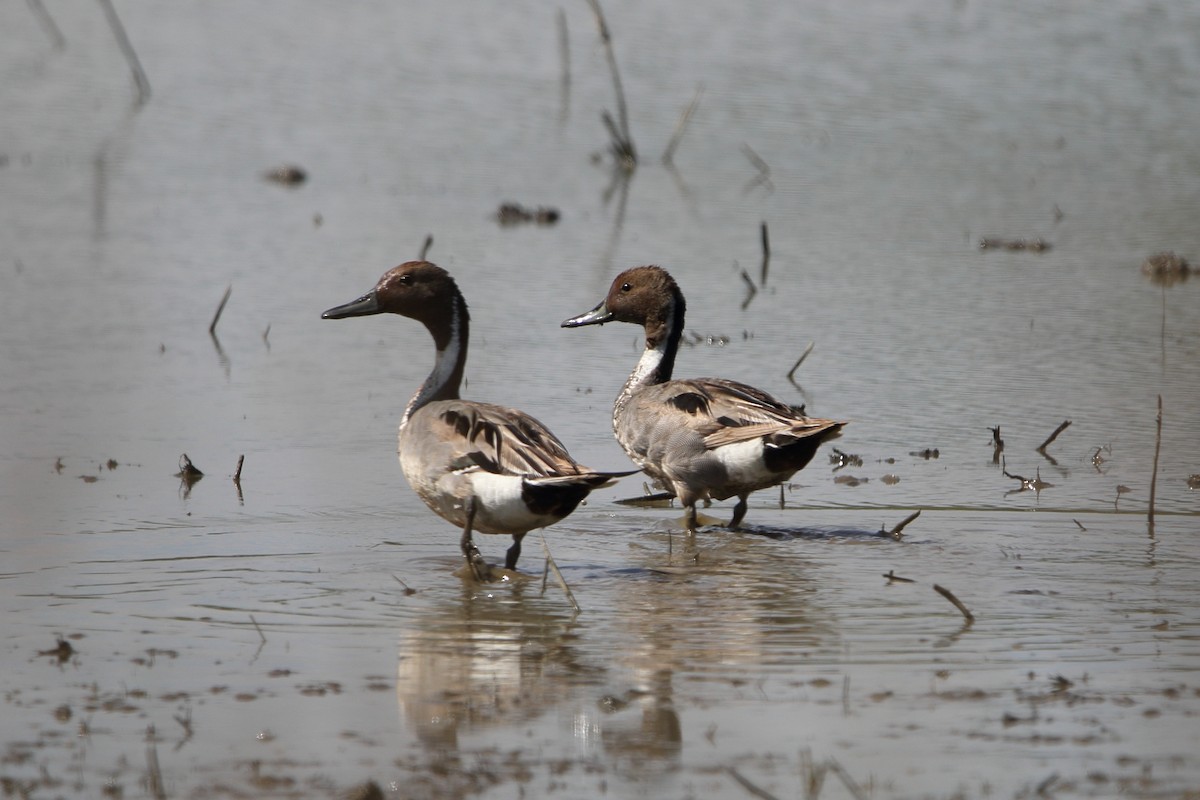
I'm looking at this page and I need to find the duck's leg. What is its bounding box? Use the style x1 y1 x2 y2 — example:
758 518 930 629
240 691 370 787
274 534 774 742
684 503 699 535
459 498 493 581
728 494 749 530
505 532 526 571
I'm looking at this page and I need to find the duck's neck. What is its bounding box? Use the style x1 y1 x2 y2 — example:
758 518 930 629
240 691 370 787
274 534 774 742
620 287 685 398
401 294 469 428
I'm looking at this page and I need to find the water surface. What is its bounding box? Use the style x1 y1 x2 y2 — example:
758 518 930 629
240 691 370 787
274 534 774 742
2 1 1199 797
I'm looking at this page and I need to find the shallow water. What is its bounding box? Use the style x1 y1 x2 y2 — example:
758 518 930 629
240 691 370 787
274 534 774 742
2 1 1199 797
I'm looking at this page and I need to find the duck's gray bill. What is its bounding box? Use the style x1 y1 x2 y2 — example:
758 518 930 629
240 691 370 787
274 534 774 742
561 302 613 328
322 292 380 319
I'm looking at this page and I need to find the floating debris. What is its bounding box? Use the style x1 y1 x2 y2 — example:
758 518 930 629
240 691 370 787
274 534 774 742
38 637 75 664
978 237 1052 253
1187 474 1200 490
264 164 307 185
883 570 916 584
881 473 900 485
833 474 866 487
1002 459 1053 494
1141 251 1190 286
910 448 940 459
829 447 863 470
495 202 560 226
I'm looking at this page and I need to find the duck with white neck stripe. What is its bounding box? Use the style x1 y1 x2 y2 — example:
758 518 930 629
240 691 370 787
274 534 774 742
562 265 846 534
324 260 635 581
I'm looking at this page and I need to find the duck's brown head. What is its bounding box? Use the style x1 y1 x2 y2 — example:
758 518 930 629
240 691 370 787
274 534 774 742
323 261 469 348
561 265 685 347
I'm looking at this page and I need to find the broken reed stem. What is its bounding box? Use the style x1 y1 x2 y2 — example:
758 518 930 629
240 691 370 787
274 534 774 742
145 738 166 800
1148 394 1162 534
726 767 781 800
741 143 769 175
585 0 635 161
887 509 921 539
233 454 244 483
1037 419 1071 451
828 759 868 800
557 8 570 94
27 0 66 48
759 221 770 285
209 284 232 335
541 533 581 613
933 584 974 622
662 84 703 165
96 0 151 106
787 342 816 381
419 233 433 260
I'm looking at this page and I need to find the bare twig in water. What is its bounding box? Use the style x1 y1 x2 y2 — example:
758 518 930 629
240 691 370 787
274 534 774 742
418 234 433 260
1149 394 1162 536
27 0 66 48
741 143 773 194
585 0 636 167
1037 420 1071 452
96 0 151 106
262 323 271 345
541 533 581 613
391 576 416 596
662 84 703 166
249 614 266 643
233 454 244 484
1001 457 1052 494
209 285 232 336
881 510 921 540
990 425 1004 464
145 730 166 800
739 268 757 310
933 584 975 622
799 749 828 800
883 569 916 584
726 767 781 800
1072 519 1087 532
175 454 203 479
557 8 570 119
759 221 770 285
1036 773 1060 796
787 342 816 382
828 758 868 800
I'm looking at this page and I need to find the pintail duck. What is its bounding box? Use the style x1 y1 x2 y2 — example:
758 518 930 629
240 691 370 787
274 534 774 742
323 261 634 580
562 265 846 533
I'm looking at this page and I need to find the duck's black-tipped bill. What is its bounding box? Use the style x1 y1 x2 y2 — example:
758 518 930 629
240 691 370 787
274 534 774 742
561 301 613 328
322 292 380 319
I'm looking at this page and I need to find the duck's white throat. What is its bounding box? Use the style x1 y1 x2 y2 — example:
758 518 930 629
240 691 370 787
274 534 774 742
401 303 465 428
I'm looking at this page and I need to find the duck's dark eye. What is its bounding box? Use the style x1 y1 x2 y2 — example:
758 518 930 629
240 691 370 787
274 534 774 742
621 282 631 292
398 274 412 285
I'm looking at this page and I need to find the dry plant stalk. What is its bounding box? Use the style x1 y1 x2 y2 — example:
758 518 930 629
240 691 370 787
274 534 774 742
933 584 975 622
1037 419 1071 451
209 285 232 335
97 0 151 105
1149 394 1162 534
541 533 580 613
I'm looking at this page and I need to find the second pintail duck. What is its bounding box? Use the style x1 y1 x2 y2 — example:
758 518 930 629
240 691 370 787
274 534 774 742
562 265 846 533
324 260 634 580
